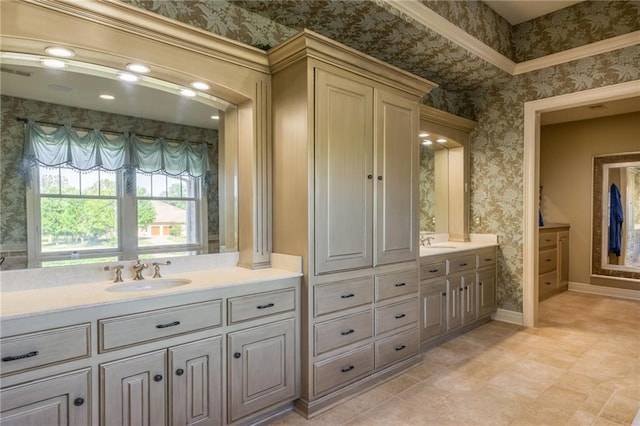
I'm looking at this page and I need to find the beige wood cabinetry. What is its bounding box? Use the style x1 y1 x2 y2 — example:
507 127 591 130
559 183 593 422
538 225 570 300
0 277 300 426
420 246 498 346
269 30 436 417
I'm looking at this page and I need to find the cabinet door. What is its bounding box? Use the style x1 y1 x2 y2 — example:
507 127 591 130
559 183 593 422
0 369 90 426
169 337 222 426
446 276 463 331
228 319 295 423
315 68 374 274
101 350 167 426
477 267 497 317
420 281 447 341
461 272 477 326
375 89 419 265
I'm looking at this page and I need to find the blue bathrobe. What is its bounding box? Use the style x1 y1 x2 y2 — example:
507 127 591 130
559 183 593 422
608 183 623 257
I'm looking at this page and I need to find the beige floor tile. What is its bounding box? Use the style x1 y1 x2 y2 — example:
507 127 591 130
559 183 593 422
570 349 637 382
599 393 640 425
566 410 597 426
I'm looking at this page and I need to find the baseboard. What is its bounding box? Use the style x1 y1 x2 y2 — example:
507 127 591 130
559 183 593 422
492 308 524 326
569 282 640 301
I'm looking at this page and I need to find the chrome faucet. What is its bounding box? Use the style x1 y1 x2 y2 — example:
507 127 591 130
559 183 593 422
151 261 171 278
132 260 148 280
426 237 435 246
104 264 124 283
420 235 435 247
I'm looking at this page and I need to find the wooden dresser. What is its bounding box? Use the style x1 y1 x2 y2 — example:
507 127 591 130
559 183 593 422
538 224 570 300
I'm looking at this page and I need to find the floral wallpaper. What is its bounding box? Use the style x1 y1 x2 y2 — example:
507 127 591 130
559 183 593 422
419 146 435 232
512 1 640 62
120 0 639 312
0 95 219 269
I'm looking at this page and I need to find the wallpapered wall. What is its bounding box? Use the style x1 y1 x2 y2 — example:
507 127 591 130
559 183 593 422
0 95 219 269
123 0 639 312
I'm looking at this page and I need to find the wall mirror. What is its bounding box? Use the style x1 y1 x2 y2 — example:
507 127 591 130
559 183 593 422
0 52 238 269
592 152 640 280
419 105 474 242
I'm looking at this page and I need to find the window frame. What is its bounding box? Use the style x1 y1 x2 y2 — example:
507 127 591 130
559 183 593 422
26 164 208 268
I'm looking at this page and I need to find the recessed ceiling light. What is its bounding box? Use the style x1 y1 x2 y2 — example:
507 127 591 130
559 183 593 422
41 58 67 68
419 132 429 138
45 47 75 58
126 63 151 74
117 72 139 82
192 81 210 91
100 94 115 100
436 138 447 143
179 88 197 97
422 140 433 145
210 115 220 120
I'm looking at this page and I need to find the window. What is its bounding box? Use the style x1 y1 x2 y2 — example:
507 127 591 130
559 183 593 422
28 165 206 267
24 122 209 267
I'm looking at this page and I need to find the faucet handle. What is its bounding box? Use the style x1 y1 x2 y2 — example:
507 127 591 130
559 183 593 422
104 264 125 283
151 261 171 278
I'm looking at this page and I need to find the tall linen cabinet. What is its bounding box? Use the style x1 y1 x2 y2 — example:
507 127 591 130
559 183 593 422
269 30 436 417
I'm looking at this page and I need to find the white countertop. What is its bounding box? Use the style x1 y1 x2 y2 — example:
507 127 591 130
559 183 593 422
419 240 498 257
0 266 301 319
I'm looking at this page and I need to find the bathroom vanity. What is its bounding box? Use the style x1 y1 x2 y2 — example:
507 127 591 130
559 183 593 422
419 241 499 346
0 263 301 426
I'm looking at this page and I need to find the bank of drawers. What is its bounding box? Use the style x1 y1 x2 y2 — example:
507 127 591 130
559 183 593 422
0 324 90 376
312 269 419 396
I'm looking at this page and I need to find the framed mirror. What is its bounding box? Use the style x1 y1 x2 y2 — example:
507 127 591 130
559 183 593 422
419 105 475 242
592 152 640 280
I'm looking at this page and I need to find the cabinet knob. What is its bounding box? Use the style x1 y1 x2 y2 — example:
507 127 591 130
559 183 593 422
459 288 464 292
367 174 373 179
73 397 85 407
176 368 184 376
377 176 383 181
441 292 446 296
153 374 163 382
479 282 483 286
234 352 241 359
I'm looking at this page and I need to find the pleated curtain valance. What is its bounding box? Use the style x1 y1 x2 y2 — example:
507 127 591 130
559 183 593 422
23 120 210 177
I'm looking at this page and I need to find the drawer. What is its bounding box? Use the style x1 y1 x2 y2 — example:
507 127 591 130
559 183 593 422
314 345 374 395
539 248 557 274
1 323 90 376
539 271 558 298
99 300 221 352
420 260 446 280
375 328 419 370
446 254 476 274
539 231 557 249
375 270 418 301
314 277 373 317
375 298 418 335
315 311 373 355
228 289 295 324
476 247 497 268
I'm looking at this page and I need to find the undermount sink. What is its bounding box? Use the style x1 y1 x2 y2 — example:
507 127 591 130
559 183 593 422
106 278 192 292
422 245 455 249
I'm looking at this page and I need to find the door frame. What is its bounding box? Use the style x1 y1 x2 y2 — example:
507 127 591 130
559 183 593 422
522 80 640 327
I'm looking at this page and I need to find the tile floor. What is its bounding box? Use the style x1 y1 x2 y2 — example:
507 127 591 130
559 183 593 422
269 291 640 425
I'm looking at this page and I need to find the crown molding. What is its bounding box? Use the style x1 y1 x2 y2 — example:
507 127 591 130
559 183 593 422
384 0 640 77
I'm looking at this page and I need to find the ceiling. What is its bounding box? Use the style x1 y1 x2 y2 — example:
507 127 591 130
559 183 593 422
483 0 585 25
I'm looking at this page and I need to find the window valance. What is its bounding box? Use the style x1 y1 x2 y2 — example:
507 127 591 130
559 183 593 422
23 120 210 178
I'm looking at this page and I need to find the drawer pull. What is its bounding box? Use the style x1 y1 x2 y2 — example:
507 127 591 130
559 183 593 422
341 365 355 373
545 281 552 285
484 258 493 261
395 345 406 351
176 369 184 376
429 269 439 273
257 303 275 310
234 352 241 359
459 263 468 267
395 313 406 319
546 259 552 262
341 329 355 336
341 293 355 299
394 282 406 287
73 398 85 407
153 374 163 382
156 321 181 329
2 351 39 362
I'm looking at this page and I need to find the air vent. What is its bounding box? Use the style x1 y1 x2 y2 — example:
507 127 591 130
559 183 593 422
0 67 32 77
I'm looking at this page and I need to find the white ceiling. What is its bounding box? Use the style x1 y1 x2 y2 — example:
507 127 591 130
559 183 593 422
483 0 584 25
